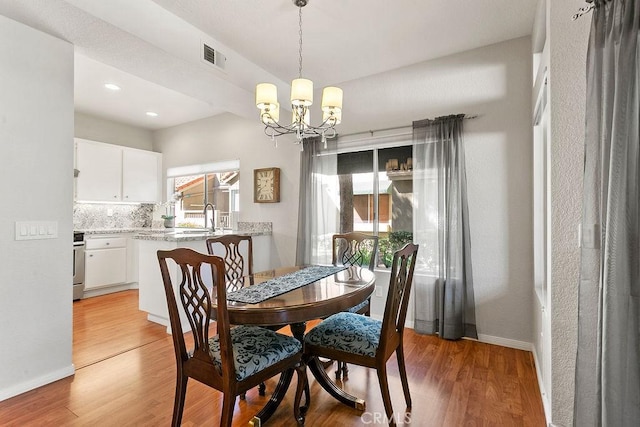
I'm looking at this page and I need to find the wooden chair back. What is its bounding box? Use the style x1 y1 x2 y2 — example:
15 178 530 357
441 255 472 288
332 232 379 271
157 248 230 390
205 235 253 281
379 243 419 358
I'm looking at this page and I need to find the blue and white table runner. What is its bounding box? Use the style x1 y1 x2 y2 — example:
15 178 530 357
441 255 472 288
226 265 346 304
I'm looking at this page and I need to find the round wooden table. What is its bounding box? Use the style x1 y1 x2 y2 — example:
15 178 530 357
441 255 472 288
223 265 375 326
215 265 376 425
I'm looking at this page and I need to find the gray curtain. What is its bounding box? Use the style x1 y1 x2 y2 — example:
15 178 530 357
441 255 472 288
574 0 640 425
412 115 477 340
295 137 338 265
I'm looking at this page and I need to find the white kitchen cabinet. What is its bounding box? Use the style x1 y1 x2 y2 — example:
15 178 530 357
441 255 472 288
75 139 162 203
85 236 127 290
122 149 160 203
75 140 122 202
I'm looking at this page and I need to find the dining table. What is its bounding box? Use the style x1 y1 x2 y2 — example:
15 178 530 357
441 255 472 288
213 265 376 426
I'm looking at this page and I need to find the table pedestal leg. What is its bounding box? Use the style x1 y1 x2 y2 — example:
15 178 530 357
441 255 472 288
253 322 308 423
308 356 366 410
253 369 294 423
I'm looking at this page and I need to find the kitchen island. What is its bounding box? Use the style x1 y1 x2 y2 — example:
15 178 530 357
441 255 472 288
133 223 272 331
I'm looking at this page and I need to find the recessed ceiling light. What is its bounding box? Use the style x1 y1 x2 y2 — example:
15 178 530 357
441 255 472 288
146 111 159 117
104 83 121 91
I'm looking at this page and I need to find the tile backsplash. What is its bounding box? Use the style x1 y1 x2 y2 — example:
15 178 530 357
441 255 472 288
73 203 153 230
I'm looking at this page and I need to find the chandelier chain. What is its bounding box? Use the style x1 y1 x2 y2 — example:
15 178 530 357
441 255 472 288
298 6 303 78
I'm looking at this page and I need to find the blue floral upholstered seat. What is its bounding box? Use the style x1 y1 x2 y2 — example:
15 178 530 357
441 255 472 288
209 325 302 381
346 299 370 315
304 312 381 358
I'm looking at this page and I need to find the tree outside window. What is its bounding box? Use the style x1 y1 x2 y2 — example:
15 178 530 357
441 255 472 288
337 145 414 268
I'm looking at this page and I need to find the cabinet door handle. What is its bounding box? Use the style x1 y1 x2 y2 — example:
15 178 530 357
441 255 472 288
106 242 110 245
89 254 93 257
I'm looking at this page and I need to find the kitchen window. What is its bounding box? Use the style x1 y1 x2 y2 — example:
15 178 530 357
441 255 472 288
166 160 240 229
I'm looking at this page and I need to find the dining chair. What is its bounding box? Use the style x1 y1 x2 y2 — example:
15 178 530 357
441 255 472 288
331 232 379 379
304 243 419 426
206 234 267 399
205 234 253 281
157 248 307 427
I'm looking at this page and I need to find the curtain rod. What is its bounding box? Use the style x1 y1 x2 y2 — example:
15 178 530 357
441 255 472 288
337 114 478 140
572 2 595 21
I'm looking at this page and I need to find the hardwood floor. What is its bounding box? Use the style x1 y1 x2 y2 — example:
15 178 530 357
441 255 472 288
0 290 546 426
72 290 168 369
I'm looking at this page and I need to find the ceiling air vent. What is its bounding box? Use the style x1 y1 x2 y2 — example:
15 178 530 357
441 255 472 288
203 43 226 70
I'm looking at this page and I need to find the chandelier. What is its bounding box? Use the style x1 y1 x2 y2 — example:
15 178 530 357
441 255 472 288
255 0 343 147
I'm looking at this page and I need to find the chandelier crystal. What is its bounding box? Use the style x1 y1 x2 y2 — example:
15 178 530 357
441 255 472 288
255 0 342 148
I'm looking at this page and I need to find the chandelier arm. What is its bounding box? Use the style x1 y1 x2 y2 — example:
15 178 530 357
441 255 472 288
263 119 301 135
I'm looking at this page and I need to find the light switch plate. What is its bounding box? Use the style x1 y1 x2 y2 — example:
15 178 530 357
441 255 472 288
15 221 58 240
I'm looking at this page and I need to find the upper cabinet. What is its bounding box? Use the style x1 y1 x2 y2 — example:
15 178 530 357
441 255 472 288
122 149 161 202
75 139 162 203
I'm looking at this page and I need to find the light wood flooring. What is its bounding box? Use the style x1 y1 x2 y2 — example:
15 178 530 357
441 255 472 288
0 290 545 426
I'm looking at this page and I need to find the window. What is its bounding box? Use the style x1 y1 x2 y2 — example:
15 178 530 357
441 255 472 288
166 160 240 229
336 145 414 268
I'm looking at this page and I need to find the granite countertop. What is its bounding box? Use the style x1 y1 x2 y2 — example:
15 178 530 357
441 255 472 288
80 228 158 235
131 229 271 242
78 221 272 241
79 227 271 242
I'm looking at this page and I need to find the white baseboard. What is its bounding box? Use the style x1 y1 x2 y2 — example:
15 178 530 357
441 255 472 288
147 313 169 328
0 364 75 402
82 282 137 299
531 347 552 426
476 333 533 351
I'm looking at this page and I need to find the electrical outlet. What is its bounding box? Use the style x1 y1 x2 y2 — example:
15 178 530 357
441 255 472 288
375 286 383 297
107 208 114 217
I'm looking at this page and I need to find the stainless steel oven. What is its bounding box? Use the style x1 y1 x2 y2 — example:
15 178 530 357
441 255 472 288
73 231 85 300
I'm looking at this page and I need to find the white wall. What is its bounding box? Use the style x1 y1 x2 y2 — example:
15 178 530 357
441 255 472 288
152 113 301 268
0 16 75 400
75 112 155 150
548 1 590 426
338 37 534 344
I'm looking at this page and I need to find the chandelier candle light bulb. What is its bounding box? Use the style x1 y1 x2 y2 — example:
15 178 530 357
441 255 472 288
255 0 342 147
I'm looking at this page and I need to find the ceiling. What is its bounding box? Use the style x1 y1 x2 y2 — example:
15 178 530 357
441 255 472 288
0 0 539 130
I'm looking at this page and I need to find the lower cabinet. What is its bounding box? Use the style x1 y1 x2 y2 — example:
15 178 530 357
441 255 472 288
85 236 127 290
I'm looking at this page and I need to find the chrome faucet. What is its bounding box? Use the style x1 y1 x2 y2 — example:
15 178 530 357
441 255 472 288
203 203 216 231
